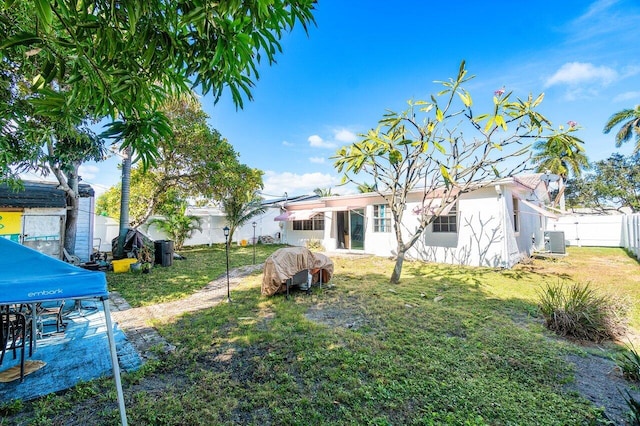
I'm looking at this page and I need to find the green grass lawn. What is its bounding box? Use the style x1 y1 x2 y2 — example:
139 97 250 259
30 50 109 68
107 244 288 307
3 246 639 425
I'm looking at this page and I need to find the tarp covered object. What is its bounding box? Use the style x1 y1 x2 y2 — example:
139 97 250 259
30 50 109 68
0 237 129 425
261 247 334 296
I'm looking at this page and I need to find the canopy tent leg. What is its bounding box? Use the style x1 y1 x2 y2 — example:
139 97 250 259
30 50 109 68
102 298 128 426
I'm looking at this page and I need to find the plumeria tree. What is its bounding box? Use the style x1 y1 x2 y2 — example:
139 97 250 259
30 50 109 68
333 61 582 284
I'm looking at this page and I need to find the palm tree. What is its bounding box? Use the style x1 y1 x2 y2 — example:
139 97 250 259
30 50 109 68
313 187 335 197
603 105 640 152
147 202 203 250
221 194 266 246
357 182 376 193
532 133 590 178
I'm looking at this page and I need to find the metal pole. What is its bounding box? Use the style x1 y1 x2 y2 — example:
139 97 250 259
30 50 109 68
225 233 231 303
252 222 256 264
103 298 128 426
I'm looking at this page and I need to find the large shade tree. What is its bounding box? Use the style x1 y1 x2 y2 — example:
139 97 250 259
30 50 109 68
603 105 640 153
1 0 316 253
334 61 582 284
565 153 640 212
96 96 255 228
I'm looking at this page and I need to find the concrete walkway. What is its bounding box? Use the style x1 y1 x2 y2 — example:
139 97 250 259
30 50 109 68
110 263 264 360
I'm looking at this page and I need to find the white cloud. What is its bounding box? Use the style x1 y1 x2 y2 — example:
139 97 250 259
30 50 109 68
334 128 358 143
78 164 100 180
621 65 640 79
262 170 341 196
612 91 640 103
308 134 336 149
545 62 617 88
282 140 294 147
309 157 325 164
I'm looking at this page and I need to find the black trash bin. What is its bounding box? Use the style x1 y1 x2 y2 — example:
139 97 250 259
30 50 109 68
154 240 174 267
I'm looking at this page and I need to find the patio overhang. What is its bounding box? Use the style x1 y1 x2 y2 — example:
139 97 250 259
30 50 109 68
274 210 318 221
519 198 558 219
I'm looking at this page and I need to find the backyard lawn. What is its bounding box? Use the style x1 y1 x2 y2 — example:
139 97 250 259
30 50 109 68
2 246 639 425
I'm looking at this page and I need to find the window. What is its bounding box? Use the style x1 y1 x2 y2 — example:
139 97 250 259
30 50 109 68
373 204 391 232
432 204 457 233
293 214 324 231
512 198 520 233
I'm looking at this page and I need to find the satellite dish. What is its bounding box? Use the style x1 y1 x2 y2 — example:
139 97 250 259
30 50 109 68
541 171 560 184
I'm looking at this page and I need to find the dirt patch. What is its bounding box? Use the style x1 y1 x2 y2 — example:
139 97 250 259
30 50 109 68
566 351 640 425
304 301 370 330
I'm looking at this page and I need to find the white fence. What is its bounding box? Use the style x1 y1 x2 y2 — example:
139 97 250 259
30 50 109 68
623 214 640 259
93 207 284 253
548 214 640 260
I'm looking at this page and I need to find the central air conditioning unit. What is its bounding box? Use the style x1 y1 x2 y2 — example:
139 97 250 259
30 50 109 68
544 231 566 254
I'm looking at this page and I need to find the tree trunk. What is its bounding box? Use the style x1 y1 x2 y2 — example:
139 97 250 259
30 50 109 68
227 226 236 248
116 146 132 259
390 249 406 284
63 172 80 255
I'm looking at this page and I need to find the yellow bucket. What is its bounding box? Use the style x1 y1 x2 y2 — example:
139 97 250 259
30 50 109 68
241 239 247 247
112 258 138 273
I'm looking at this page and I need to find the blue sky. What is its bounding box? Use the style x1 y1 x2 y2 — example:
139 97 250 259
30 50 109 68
72 0 640 199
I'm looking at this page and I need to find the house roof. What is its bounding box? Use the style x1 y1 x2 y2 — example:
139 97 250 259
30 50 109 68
0 181 94 209
262 194 320 206
512 173 544 191
283 173 550 210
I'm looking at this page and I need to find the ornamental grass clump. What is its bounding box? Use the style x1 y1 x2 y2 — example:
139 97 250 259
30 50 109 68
538 282 630 342
617 342 640 382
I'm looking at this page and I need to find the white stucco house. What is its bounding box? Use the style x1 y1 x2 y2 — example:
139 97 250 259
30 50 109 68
276 174 558 268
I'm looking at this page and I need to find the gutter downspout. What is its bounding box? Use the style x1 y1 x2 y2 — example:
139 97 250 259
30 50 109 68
496 184 509 268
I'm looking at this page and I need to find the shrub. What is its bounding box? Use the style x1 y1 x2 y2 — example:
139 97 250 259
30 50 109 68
622 390 640 425
537 282 630 342
616 342 640 382
305 238 324 252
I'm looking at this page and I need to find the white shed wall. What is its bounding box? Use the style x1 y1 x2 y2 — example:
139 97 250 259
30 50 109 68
73 196 94 261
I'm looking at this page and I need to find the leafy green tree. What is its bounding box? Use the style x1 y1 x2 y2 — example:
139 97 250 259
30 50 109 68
565 153 640 212
96 166 168 226
603 105 640 152
218 165 265 245
147 200 203 250
1 0 315 255
333 61 580 284
0 0 316 165
96 94 244 226
532 129 589 178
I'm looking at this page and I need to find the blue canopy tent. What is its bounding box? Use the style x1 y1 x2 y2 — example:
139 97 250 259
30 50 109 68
0 237 128 425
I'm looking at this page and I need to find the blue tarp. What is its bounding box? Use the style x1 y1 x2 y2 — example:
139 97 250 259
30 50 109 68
0 237 107 304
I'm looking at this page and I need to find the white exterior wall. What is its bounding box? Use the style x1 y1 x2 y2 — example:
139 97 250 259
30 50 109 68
363 204 396 256
409 188 510 267
94 215 119 253
548 215 624 247
280 212 323 249
101 205 285 250
284 185 548 268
